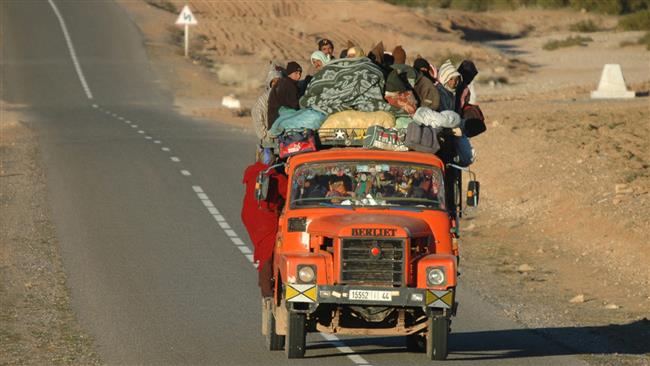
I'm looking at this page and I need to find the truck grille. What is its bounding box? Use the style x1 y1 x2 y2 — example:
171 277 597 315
340 239 405 286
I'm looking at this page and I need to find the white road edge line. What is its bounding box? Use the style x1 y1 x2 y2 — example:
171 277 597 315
47 0 93 100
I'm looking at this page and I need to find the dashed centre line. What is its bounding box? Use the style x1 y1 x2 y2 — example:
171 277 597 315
170 156 180 162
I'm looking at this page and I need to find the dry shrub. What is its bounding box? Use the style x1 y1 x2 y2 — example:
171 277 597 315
543 35 593 50
569 19 602 32
215 64 241 86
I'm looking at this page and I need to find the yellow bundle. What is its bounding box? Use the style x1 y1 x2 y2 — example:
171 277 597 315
318 110 395 142
320 110 396 129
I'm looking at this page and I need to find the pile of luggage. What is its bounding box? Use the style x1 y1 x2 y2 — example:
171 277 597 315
259 55 486 166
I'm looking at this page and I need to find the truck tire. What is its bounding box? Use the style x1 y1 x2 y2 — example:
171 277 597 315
426 316 449 360
285 311 306 358
406 334 424 352
266 309 285 351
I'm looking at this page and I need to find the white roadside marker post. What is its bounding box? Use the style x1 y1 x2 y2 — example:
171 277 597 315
591 64 635 99
176 5 198 59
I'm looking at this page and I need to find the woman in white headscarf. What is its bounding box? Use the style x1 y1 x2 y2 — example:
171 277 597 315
435 59 462 112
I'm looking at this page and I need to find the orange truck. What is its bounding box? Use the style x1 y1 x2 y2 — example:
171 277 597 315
258 147 479 360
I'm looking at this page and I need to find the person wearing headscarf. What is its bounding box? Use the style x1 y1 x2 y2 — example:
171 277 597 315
455 60 478 112
412 57 440 110
310 50 329 71
252 62 282 142
435 59 462 112
368 41 392 78
414 57 438 84
299 51 330 97
267 61 302 128
346 46 365 58
318 38 335 61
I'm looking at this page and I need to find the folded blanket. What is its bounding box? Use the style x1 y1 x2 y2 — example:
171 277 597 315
299 57 392 114
268 107 326 137
413 107 461 129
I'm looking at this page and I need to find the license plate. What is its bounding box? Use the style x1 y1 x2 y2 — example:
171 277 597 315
349 290 392 302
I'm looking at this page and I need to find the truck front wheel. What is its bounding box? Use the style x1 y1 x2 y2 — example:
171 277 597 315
265 303 285 351
285 311 306 358
426 316 450 360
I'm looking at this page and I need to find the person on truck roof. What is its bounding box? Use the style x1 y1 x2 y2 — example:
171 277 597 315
455 60 478 112
251 62 283 142
435 59 461 113
345 46 365 58
267 61 302 128
413 57 440 110
384 69 417 116
318 38 335 61
241 149 287 298
390 46 417 89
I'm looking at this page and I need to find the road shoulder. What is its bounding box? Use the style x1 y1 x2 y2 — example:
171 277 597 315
0 101 101 365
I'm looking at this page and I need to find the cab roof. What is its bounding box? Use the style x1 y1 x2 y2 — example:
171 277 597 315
286 149 444 171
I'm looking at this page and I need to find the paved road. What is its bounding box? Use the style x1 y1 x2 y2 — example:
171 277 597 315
1 1 589 365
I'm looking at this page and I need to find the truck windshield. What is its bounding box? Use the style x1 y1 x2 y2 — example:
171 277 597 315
290 160 445 210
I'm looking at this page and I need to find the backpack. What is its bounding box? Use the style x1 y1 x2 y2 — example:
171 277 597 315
405 122 440 154
461 104 486 138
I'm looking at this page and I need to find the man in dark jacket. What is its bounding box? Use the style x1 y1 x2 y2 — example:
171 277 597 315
413 57 440 110
267 61 302 129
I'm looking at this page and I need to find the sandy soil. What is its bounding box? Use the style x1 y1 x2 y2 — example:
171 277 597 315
0 101 101 365
120 1 650 364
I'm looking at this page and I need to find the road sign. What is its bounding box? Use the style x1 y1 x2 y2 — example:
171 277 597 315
175 5 198 58
175 5 197 25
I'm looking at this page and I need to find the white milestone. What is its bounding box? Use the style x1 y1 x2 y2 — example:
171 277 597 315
591 64 635 99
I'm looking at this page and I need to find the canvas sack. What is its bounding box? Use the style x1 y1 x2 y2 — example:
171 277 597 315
405 122 440 153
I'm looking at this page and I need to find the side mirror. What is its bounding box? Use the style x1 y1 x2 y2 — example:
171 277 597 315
466 181 480 207
255 172 270 202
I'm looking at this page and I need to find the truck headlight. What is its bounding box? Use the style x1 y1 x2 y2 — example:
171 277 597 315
426 267 446 286
297 265 316 283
